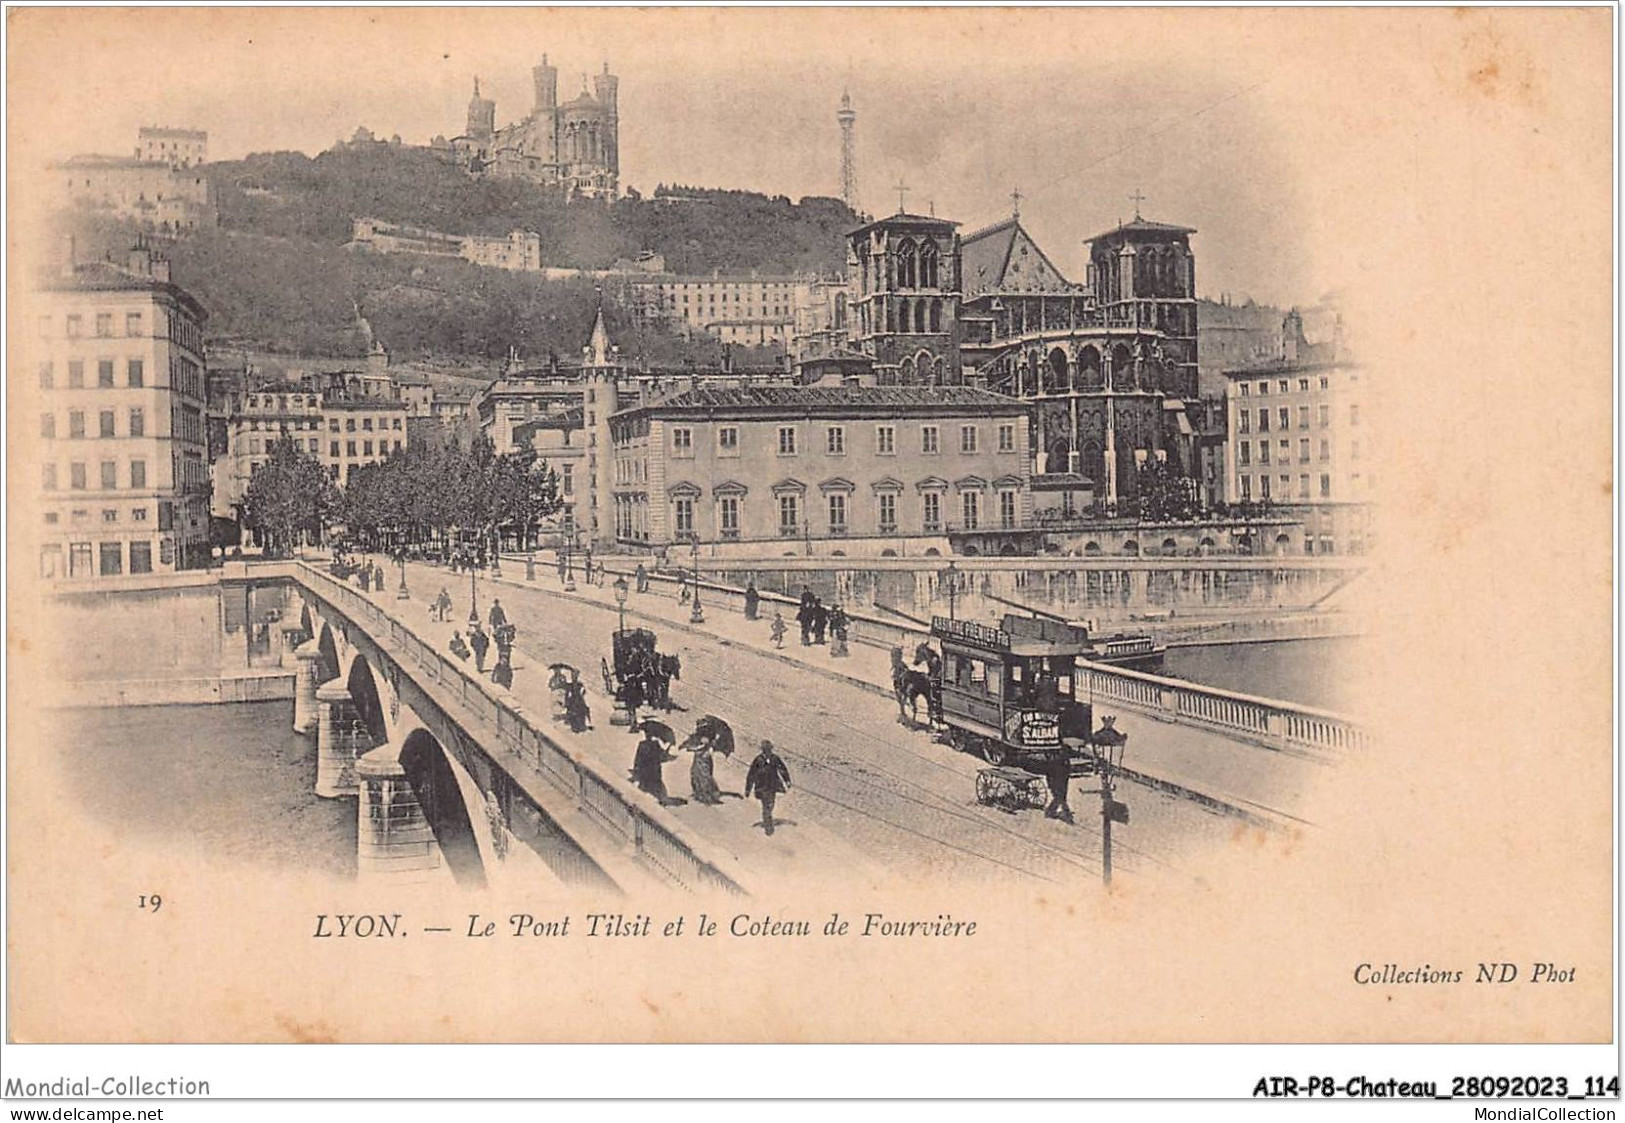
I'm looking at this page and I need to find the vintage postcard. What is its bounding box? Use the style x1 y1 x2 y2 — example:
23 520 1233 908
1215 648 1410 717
3 2 1614 1077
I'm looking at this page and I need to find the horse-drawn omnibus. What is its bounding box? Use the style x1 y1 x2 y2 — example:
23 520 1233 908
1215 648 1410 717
929 613 1104 770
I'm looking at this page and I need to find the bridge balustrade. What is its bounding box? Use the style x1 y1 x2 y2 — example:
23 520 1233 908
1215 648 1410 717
286 560 749 895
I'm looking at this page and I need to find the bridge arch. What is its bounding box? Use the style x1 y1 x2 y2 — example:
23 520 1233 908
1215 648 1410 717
316 623 342 683
346 655 390 747
399 728 489 889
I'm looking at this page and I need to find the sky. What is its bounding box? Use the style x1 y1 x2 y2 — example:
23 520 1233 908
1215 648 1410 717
10 7 1323 306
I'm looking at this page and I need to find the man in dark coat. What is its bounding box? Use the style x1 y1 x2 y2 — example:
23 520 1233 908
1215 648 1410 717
745 740 792 835
489 598 507 633
744 581 760 620
811 597 828 645
797 589 814 645
635 562 649 593
470 623 490 673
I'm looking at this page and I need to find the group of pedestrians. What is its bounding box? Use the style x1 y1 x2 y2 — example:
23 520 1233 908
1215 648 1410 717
794 588 850 657
447 598 518 689
630 723 794 836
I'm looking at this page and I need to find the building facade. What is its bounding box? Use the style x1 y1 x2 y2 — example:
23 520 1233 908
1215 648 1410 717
54 154 216 233
445 60 618 198
138 126 208 169
608 386 1032 552
346 218 543 272
1223 311 1370 554
27 247 210 578
631 274 807 349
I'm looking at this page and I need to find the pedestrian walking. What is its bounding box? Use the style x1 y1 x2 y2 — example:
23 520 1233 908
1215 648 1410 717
434 587 453 622
797 590 814 646
471 623 490 673
745 740 792 836
630 726 677 805
811 597 828 645
584 552 595 586
359 567 372 593
563 679 592 732
770 610 787 649
492 655 514 690
829 604 850 658
744 581 760 621
635 562 649 593
489 598 507 633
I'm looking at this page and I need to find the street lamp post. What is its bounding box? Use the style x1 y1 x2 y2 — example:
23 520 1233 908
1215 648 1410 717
689 539 705 624
1091 718 1130 886
564 530 577 592
614 574 629 635
491 528 502 577
468 562 479 626
946 559 958 621
396 552 409 600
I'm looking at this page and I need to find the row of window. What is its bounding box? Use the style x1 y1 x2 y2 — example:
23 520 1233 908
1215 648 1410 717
38 358 144 390
1238 376 1334 396
43 505 151 526
40 539 166 578
1236 473 1332 501
1238 403 1357 434
42 459 150 491
38 311 146 339
667 422 1019 459
41 408 146 440
651 489 1021 541
1237 437 1360 467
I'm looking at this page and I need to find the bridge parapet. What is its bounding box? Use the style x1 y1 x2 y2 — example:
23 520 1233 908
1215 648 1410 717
279 561 750 896
582 558 1366 760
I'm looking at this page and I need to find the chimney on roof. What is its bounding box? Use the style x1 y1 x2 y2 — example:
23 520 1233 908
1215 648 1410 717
60 233 78 277
151 256 171 283
129 243 152 277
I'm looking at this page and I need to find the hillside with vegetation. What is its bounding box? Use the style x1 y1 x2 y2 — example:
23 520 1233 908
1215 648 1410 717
60 142 859 365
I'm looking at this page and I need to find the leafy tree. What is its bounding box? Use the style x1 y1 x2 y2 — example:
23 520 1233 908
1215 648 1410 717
241 437 341 555
1133 457 1200 522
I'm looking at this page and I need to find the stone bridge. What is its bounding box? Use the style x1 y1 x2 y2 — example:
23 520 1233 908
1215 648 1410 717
235 562 746 895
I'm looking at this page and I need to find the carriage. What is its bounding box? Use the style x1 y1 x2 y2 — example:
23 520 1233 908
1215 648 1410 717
603 627 678 716
928 613 1110 774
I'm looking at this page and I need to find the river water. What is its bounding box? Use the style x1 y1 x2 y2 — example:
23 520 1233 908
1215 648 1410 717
1158 636 1358 711
56 699 356 878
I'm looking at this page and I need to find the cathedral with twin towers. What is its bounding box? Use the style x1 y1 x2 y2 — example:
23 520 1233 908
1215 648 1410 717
443 54 619 198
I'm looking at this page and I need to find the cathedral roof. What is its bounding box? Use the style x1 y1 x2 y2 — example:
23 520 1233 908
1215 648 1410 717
848 212 960 239
1084 217 1198 244
960 216 1075 298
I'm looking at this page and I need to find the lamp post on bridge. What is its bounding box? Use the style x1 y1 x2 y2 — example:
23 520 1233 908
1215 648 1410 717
468 560 479 626
689 538 705 625
614 574 629 635
1091 718 1130 886
396 549 409 600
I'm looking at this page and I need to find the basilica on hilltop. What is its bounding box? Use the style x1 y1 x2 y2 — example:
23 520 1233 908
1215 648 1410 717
434 56 619 199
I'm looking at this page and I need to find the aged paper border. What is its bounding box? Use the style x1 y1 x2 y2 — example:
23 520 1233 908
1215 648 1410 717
2 2 1617 1083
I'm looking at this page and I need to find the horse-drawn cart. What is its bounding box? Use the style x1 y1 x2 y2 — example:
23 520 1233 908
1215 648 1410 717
602 627 679 724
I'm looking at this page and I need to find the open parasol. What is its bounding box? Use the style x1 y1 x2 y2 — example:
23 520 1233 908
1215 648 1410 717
547 663 579 690
689 714 736 756
636 718 677 745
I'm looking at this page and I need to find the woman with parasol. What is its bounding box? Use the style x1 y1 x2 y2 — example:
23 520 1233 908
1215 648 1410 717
630 719 681 805
679 715 735 805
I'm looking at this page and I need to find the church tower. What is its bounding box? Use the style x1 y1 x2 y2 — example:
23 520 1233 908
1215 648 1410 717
466 77 495 140
592 62 620 176
846 206 963 385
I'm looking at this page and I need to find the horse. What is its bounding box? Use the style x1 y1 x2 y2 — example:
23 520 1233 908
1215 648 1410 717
891 646 937 728
654 653 683 711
